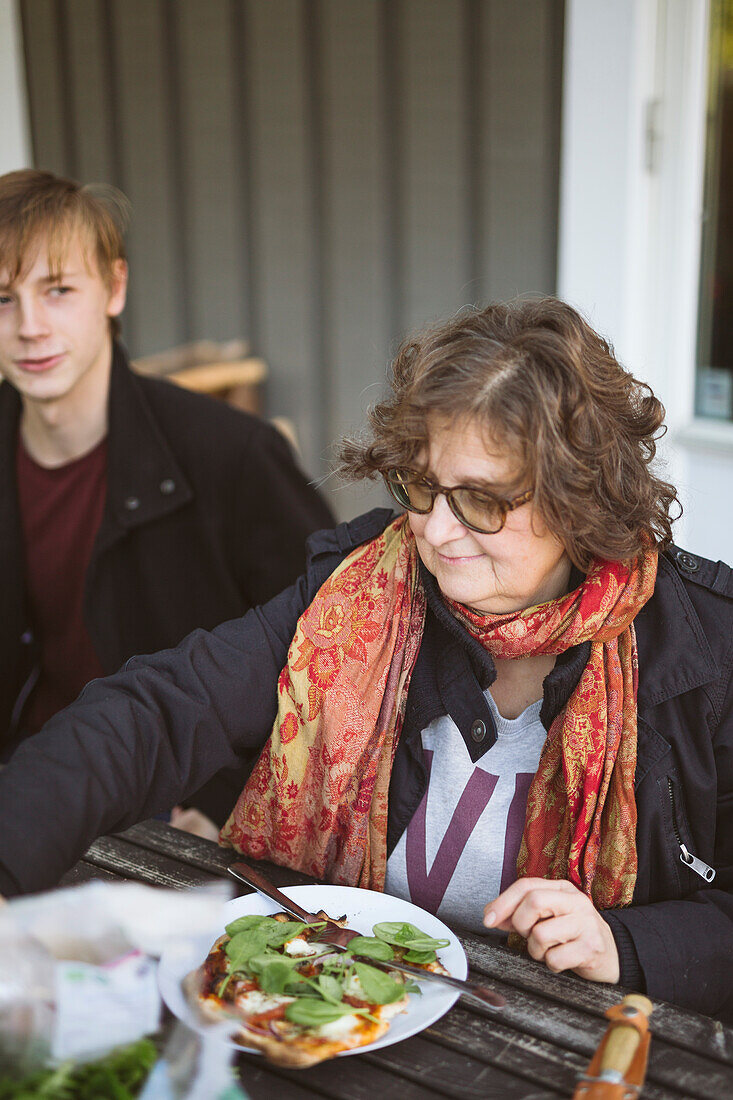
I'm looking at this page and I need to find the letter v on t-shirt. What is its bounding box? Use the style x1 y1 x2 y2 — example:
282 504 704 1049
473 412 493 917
384 692 547 933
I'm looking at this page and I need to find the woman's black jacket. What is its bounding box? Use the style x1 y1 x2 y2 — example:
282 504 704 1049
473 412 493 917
0 342 333 818
0 508 731 1020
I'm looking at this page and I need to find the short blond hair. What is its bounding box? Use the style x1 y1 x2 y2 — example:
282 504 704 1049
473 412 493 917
0 168 129 336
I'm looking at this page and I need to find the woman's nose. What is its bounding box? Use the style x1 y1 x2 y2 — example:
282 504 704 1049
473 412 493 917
421 491 466 544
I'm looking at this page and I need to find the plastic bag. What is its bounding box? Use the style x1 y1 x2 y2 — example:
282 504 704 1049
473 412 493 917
0 880 247 1097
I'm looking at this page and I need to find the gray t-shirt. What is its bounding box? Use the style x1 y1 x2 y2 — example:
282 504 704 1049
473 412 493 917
384 691 547 933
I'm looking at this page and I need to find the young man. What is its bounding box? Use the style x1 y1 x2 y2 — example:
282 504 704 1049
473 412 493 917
0 169 333 825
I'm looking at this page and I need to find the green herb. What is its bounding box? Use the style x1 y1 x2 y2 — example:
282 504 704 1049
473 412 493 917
256 959 301 995
353 962 406 1005
372 922 449 962
348 936 395 961
403 948 440 964
315 973 344 1005
218 928 271 995
224 914 272 937
218 917 325 996
246 952 303 976
0 1038 157 1100
284 999 370 1028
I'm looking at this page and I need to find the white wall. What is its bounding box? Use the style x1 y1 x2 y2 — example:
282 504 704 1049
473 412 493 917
0 0 30 174
559 0 733 563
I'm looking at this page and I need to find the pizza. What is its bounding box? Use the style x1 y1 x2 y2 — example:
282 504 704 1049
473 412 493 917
184 909 451 1067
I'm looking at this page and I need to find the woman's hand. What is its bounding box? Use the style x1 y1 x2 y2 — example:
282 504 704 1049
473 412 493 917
170 806 220 843
484 877 620 983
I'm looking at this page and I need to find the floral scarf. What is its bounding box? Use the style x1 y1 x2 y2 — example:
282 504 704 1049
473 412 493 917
220 516 657 909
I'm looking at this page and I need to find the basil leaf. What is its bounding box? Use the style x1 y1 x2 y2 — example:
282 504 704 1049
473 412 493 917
353 961 406 1005
285 999 365 1027
349 936 395 961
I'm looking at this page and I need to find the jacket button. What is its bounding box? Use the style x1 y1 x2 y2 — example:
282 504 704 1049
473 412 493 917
159 478 176 495
675 550 700 573
124 495 140 511
470 719 487 743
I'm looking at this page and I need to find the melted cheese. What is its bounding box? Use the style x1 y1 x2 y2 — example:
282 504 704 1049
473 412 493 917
283 937 322 957
234 989 296 1015
316 1013 361 1041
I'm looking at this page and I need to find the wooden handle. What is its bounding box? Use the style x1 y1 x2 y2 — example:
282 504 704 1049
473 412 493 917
227 860 318 924
599 994 654 1076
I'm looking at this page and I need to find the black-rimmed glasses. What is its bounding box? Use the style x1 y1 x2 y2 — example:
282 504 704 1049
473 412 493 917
383 468 533 535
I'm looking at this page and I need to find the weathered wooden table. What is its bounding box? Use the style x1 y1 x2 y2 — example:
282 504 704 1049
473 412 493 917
64 821 733 1100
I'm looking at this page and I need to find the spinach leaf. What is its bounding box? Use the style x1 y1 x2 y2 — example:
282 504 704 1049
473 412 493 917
224 913 272 937
348 936 395 961
353 962 406 1005
372 921 450 961
218 928 272 994
257 960 300 995
285 999 367 1028
262 920 312 947
246 952 303 976
316 973 344 1005
403 948 440 964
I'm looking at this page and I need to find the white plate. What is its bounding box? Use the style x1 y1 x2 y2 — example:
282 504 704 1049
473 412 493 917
158 884 467 1057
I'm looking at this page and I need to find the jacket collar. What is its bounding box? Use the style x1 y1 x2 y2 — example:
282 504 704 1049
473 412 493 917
635 551 718 709
0 345 194 566
96 342 193 553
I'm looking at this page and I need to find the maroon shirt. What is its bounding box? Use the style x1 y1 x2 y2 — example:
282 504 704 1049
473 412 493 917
16 434 108 733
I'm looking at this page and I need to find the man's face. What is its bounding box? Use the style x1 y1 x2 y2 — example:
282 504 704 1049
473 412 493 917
0 232 127 405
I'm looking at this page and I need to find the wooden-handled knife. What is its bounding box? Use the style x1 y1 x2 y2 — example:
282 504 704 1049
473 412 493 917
573 993 654 1099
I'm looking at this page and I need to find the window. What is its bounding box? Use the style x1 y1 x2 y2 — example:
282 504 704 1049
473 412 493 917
696 0 733 420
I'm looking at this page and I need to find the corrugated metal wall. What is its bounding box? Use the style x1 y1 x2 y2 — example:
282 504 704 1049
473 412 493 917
19 0 564 516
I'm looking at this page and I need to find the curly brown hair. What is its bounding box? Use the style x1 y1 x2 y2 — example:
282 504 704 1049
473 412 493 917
339 297 680 569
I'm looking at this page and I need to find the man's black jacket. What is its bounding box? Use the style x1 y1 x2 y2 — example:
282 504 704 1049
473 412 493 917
0 509 731 1020
0 342 333 817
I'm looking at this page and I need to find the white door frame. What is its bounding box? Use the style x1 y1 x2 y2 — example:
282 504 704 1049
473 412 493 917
558 0 733 558
0 0 31 175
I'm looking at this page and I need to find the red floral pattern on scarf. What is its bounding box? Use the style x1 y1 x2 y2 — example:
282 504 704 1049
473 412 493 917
220 516 425 887
449 550 656 908
221 518 656 909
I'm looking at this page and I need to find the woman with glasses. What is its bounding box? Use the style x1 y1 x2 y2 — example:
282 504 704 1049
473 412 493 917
0 297 731 1020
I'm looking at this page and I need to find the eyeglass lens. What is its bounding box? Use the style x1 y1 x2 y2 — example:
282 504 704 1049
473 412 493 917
386 470 504 533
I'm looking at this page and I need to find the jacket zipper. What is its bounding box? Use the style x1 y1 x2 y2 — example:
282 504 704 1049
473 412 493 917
667 778 716 883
